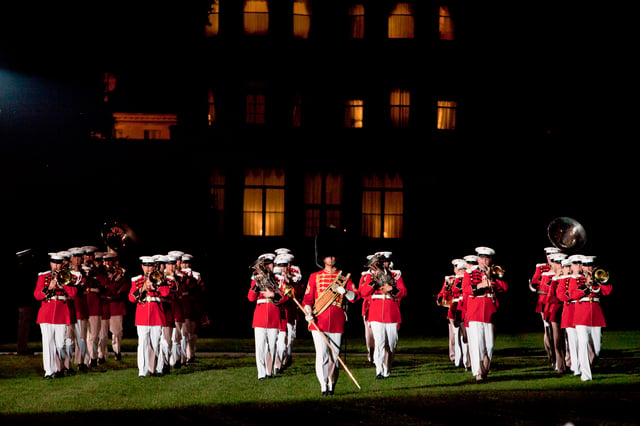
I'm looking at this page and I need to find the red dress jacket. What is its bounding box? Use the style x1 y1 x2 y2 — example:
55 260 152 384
107 270 129 317
303 269 357 334
555 274 575 328
461 267 507 324
34 270 79 325
568 274 612 327
358 272 372 319
248 279 289 329
530 263 551 313
436 275 463 321
129 275 171 326
543 274 563 323
359 270 407 324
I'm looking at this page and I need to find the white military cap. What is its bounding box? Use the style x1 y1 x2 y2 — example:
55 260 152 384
155 255 169 264
549 253 567 263
69 247 85 257
49 253 64 263
139 256 156 265
464 255 478 264
544 247 561 254
82 246 99 254
181 253 194 262
57 250 71 260
567 254 584 263
561 258 572 267
274 253 294 265
275 248 291 255
581 255 596 265
452 258 466 269
168 250 184 258
475 246 495 256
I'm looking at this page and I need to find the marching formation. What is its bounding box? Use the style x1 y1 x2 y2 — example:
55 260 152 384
33 246 206 379
436 246 508 382
528 248 612 381
248 245 407 396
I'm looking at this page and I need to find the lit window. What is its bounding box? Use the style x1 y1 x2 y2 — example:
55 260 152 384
390 89 410 127
388 3 414 39
244 0 269 35
209 170 225 234
362 173 403 239
243 169 285 236
439 6 454 40
206 1 220 37
293 0 311 39
345 99 364 128
208 89 216 126
246 93 266 124
304 172 343 237
437 100 457 130
349 4 365 39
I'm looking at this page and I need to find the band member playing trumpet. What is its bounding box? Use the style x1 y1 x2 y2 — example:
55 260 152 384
85 250 109 367
437 258 469 369
303 251 357 396
34 253 81 379
461 246 508 382
542 252 568 373
568 255 612 381
248 253 289 380
129 256 170 377
359 251 406 379
556 257 580 376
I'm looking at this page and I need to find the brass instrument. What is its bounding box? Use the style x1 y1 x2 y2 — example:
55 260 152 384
250 259 280 293
490 264 505 279
593 267 610 284
101 221 137 252
147 270 165 289
547 217 587 252
54 266 75 287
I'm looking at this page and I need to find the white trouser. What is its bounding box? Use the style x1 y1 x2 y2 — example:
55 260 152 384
171 322 184 365
160 326 173 367
254 327 279 379
136 325 163 376
453 324 470 368
575 325 602 381
109 315 124 355
311 330 342 392
74 319 88 365
87 315 102 360
565 327 580 375
40 323 67 376
370 321 399 377
363 317 374 362
65 323 76 369
467 321 495 377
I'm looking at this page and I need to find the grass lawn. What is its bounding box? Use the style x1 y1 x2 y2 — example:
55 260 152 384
1 330 639 425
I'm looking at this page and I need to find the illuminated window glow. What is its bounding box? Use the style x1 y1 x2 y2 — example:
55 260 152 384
390 89 410 127
205 1 219 37
362 173 403 239
437 100 457 130
243 169 285 236
247 93 266 124
244 0 269 35
439 6 454 40
349 4 365 39
388 3 414 39
345 99 364 128
293 0 311 39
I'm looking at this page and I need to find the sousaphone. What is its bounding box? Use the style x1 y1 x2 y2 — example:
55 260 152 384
547 216 587 252
101 221 137 253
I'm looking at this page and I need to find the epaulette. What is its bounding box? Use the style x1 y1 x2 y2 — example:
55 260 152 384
38 270 51 276
536 263 547 268
131 274 143 282
466 265 478 272
542 271 555 276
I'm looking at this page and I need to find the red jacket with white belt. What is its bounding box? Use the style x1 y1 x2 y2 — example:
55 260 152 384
359 270 406 324
129 275 171 326
462 267 507 324
34 270 79 325
568 274 612 327
248 279 289 329
303 269 357 333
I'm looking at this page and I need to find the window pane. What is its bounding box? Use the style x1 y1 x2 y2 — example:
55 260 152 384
439 6 454 40
325 173 343 204
362 214 381 238
390 89 410 128
206 1 220 37
345 99 364 128
265 212 284 236
349 4 365 39
437 100 457 130
293 0 311 39
247 94 266 124
244 0 269 35
388 3 414 39
244 212 263 236
384 191 403 214
384 215 403 238
326 209 341 229
264 168 285 186
304 172 322 204
244 188 263 212
305 208 320 237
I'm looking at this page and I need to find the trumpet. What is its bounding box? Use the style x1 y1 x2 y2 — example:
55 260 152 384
490 264 505 279
593 267 610 284
54 266 75 287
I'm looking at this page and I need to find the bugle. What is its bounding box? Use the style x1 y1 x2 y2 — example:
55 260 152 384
592 267 610 284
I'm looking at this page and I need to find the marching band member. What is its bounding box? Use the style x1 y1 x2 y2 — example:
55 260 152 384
302 250 357 396
180 253 206 364
168 250 187 365
158 255 178 374
34 253 81 379
359 251 407 379
437 258 469 369
75 245 98 371
462 246 508 382
86 250 109 367
556 256 580 376
129 256 170 377
542 252 567 373
529 246 561 369
273 249 303 373
360 255 376 365
248 253 288 380
105 252 128 361
569 255 612 381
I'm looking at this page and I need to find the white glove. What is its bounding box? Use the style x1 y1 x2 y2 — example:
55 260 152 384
304 305 314 322
345 290 356 301
336 286 346 295
305 314 314 323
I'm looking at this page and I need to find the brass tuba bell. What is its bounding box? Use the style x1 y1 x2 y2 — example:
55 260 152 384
547 217 587 252
101 221 136 253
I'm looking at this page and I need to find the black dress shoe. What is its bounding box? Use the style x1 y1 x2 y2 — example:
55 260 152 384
321 390 328 396
326 389 334 396
44 374 54 380
98 357 106 365
90 359 97 367
376 374 384 380
115 352 122 361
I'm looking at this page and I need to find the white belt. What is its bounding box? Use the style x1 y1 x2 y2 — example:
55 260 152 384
472 294 494 298
371 294 394 300
87 288 101 293
256 299 273 304
453 297 463 302
48 296 67 301
579 297 599 303
145 296 161 303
